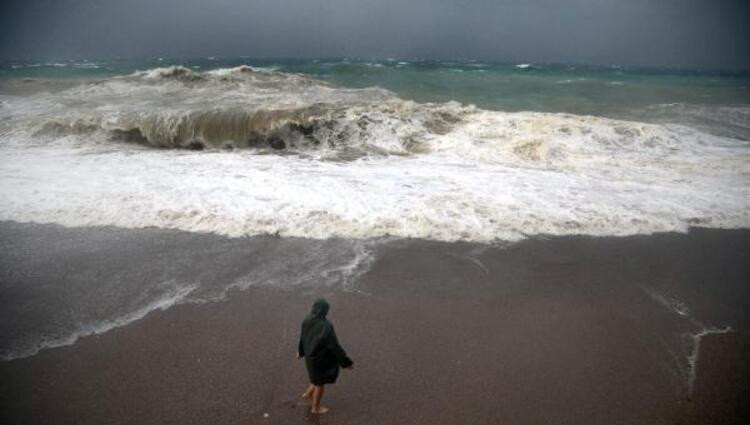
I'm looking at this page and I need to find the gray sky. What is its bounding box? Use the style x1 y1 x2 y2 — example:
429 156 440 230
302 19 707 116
1 0 748 69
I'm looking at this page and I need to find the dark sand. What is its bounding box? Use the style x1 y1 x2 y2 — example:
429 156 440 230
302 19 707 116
0 223 748 425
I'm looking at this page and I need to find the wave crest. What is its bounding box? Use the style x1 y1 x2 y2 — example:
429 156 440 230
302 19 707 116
131 65 206 81
32 100 472 157
6 66 749 171
128 65 322 87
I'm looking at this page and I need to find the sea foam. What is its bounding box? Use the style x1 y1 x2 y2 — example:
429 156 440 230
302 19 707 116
0 66 749 243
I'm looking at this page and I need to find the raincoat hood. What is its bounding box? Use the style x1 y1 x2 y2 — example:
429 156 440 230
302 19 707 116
309 298 330 319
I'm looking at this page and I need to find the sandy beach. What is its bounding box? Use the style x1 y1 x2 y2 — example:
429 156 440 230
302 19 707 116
0 222 748 424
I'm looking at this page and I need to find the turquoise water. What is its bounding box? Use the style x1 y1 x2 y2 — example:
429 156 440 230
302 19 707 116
2 58 749 118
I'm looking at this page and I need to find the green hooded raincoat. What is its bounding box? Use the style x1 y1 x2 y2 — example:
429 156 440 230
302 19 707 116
298 299 353 385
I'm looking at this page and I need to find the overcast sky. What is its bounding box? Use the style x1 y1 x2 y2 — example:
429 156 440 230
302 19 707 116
1 0 748 69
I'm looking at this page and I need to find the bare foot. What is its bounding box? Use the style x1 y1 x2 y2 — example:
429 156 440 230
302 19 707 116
310 406 329 414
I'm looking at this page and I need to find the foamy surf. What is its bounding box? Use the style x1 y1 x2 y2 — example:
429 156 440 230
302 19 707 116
0 65 749 243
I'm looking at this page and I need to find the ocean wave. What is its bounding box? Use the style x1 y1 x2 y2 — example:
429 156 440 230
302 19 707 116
8 66 737 162
0 66 749 243
128 65 310 83
639 103 750 141
131 65 206 81
31 99 466 156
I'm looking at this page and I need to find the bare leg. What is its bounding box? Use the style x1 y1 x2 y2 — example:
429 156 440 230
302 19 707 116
311 385 328 414
301 384 315 400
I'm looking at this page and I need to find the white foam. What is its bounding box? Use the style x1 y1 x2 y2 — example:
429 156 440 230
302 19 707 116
0 68 748 243
205 64 271 76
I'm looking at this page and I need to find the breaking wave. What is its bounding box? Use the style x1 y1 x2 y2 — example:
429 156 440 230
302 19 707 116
1 66 749 242
10 66 747 161
21 65 449 157
638 103 750 141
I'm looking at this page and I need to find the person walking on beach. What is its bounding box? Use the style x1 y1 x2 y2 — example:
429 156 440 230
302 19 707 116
297 298 353 414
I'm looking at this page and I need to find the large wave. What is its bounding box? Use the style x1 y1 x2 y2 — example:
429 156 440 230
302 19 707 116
1 66 749 242
17 66 469 158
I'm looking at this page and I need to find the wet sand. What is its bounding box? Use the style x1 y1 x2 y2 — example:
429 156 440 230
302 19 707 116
0 224 748 424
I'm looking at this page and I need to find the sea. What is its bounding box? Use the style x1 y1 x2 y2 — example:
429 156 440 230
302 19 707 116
0 57 749 360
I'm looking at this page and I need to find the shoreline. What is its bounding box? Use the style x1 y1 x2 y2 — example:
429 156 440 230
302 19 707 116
0 222 748 424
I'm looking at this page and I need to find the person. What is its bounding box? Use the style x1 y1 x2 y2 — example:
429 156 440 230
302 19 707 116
296 298 353 414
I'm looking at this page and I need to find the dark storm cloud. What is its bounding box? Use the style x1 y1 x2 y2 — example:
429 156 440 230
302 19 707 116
1 0 748 69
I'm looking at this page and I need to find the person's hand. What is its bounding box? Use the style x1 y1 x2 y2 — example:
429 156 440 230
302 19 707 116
296 353 301 359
